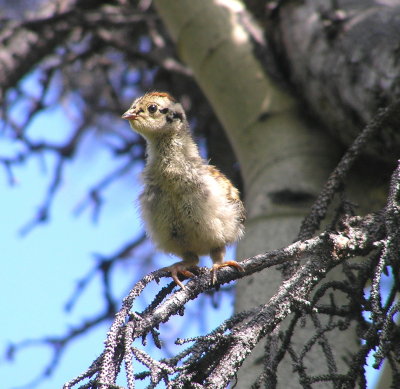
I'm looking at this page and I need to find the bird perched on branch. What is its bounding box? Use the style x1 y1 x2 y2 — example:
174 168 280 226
122 92 245 288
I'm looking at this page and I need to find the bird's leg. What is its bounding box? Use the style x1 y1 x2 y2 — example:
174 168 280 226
210 247 244 284
162 252 199 289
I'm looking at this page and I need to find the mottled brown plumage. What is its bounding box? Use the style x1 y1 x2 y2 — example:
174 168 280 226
122 92 245 288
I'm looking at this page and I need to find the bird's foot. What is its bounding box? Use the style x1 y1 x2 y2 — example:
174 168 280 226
162 262 197 289
211 260 244 284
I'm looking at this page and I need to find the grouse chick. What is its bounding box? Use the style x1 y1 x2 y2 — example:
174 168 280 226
122 92 245 288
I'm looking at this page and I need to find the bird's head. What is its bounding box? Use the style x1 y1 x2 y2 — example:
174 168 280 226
122 92 186 138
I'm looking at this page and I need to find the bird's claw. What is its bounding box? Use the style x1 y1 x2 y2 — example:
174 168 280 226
211 260 244 284
162 263 196 289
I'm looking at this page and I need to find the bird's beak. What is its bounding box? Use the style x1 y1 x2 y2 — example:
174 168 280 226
121 111 137 120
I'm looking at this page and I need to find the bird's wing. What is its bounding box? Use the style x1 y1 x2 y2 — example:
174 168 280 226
207 165 246 224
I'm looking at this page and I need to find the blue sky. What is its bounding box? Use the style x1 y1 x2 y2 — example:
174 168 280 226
1 107 135 388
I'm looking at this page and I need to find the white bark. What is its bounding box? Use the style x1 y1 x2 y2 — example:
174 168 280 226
154 0 353 387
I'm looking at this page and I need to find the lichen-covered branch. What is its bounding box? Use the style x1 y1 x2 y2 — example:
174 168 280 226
63 207 387 388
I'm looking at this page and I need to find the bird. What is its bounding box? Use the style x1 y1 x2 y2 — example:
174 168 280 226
122 91 245 288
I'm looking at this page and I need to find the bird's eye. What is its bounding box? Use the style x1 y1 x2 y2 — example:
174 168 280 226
147 104 158 114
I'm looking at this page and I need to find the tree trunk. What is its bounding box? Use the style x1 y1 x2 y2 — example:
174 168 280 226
262 0 400 161
154 1 356 387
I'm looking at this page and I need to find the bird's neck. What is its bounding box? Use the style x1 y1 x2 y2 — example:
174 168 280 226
145 130 202 172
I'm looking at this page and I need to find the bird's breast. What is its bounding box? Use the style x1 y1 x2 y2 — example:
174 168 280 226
139 173 242 256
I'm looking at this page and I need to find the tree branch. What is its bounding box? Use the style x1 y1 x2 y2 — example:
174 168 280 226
63 209 385 388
